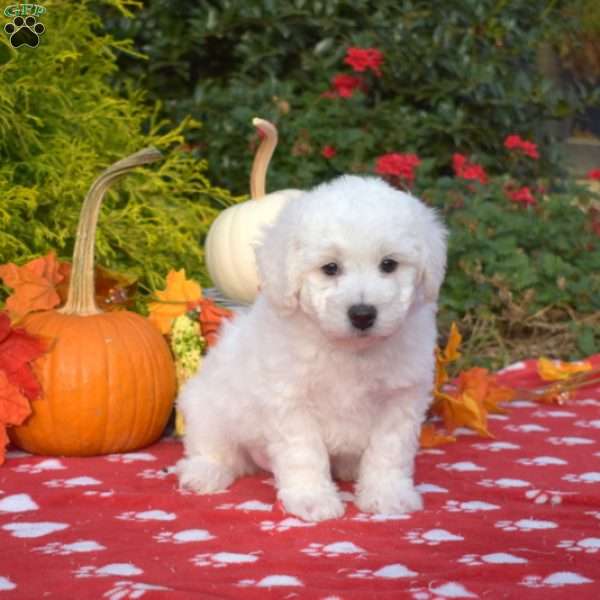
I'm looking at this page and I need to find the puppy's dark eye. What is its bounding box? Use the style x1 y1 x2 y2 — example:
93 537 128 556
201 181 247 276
380 258 398 273
321 262 340 277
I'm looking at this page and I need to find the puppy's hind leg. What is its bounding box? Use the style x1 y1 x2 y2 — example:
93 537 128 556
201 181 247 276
176 387 253 495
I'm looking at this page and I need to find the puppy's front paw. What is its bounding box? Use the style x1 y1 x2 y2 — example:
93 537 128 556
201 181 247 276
355 477 423 515
176 456 234 494
278 485 345 522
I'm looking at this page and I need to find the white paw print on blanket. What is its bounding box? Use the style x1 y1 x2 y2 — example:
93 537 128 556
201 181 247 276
404 529 463 545
352 512 411 523
45 476 102 488
191 551 260 568
0 493 39 513
562 472 600 484
519 572 593 588
546 436 595 446
0 576 16 591
237 575 303 588
104 580 171 599
504 423 549 433
260 517 316 533
525 488 574 505
574 419 600 429
217 500 273 512
2 521 69 538
557 538 600 553
517 456 568 467
495 518 558 532
153 529 215 544
472 441 520 452
458 552 528 566
13 458 66 474
83 490 114 498
444 500 500 513
105 452 156 464
533 410 576 419
478 477 531 489
301 541 367 558
409 582 477 599
34 540 106 555
116 510 176 522
74 563 143 579
136 468 172 480
437 461 485 472
347 563 417 579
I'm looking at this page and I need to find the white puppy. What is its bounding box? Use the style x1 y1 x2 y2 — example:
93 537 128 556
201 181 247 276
177 175 447 522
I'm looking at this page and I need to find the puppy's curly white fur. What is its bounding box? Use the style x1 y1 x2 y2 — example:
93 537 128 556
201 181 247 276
177 175 447 521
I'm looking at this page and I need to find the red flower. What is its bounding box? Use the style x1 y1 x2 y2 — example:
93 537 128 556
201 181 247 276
321 145 336 159
328 74 364 98
344 47 384 77
375 153 421 186
452 154 488 184
587 168 600 180
506 186 536 206
504 135 539 160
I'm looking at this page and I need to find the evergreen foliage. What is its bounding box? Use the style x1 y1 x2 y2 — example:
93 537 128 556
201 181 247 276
0 0 238 302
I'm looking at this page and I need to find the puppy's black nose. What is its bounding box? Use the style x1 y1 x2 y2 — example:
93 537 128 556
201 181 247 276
347 304 377 331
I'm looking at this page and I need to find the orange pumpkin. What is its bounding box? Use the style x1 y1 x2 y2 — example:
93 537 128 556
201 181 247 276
9 148 177 456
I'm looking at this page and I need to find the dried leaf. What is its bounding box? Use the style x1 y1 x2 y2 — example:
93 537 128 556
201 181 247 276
0 252 65 319
0 371 32 465
419 424 456 448
537 357 593 382
148 269 203 334
189 298 233 348
435 322 462 388
0 312 46 401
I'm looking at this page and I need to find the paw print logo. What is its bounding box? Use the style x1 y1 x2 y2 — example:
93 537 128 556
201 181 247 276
557 538 600 554
4 15 45 48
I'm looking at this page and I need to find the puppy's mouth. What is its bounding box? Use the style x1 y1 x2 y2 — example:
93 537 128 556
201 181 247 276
332 329 387 350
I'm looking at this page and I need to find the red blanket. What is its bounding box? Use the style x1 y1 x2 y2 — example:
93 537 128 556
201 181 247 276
1 358 599 599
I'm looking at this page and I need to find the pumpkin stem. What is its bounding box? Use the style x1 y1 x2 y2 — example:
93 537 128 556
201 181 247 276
250 118 278 199
60 147 163 316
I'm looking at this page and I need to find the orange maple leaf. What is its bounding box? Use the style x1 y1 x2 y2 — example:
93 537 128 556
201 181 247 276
0 371 32 465
419 423 456 448
0 252 66 320
148 269 203 334
537 357 593 382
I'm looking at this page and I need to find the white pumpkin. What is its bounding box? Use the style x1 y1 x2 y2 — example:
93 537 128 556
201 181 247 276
205 118 302 304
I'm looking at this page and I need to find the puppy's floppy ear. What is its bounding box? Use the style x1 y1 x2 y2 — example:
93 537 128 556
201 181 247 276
254 211 302 315
418 205 448 303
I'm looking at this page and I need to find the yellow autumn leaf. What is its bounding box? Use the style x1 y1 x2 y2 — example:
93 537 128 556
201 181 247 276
435 322 462 388
537 357 593 382
148 269 203 334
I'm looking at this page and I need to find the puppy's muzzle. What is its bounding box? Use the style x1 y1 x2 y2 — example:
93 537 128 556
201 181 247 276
348 304 377 331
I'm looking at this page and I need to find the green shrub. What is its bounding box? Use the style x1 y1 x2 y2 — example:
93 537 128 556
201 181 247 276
0 0 238 303
103 0 594 195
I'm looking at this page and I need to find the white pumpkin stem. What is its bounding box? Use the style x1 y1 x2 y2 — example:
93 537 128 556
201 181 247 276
250 118 278 199
60 147 163 316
